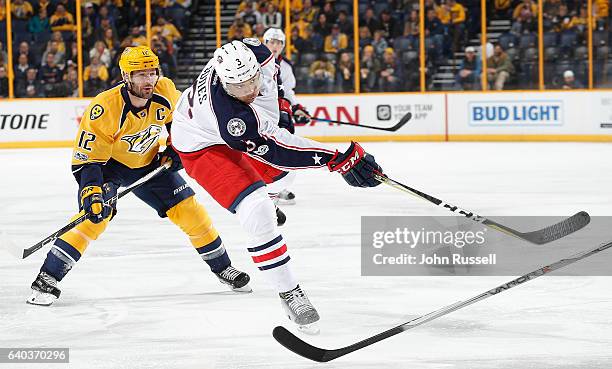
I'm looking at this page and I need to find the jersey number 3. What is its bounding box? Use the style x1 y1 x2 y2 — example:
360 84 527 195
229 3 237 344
78 131 96 151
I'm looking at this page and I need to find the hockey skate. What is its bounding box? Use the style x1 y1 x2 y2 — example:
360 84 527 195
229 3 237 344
276 190 296 205
215 265 252 293
279 284 320 335
27 272 61 306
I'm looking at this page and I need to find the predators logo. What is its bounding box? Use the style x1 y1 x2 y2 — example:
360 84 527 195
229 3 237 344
121 125 163 154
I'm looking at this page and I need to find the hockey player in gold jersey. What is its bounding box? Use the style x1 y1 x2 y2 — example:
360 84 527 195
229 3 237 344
28 46 251 306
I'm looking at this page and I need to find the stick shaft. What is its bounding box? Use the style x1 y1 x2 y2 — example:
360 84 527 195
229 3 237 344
22 165 169 259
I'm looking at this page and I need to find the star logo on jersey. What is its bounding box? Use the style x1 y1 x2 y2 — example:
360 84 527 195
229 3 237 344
90 104 104 120
121 124 163 154
312 153 322 165
227 118 247 137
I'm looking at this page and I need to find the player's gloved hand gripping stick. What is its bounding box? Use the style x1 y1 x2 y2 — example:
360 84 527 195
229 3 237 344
21 163 171 259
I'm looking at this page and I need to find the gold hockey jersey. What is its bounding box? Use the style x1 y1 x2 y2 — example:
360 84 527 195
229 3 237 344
72 77 180 169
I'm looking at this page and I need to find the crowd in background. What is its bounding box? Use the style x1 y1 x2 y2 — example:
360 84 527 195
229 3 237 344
230 0 609 92
1 0 611 98
0 0 188 98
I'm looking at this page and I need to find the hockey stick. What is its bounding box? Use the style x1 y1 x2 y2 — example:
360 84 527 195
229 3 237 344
309 112 412 132
375 174 590 245
273 239 612 362
21 163 170 259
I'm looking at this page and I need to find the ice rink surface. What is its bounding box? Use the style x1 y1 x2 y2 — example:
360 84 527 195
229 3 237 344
1 142 612 369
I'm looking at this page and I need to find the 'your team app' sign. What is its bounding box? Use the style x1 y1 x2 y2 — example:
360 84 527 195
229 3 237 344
468 100 564 126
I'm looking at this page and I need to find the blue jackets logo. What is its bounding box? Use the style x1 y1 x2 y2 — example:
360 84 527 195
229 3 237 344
469 100 563 126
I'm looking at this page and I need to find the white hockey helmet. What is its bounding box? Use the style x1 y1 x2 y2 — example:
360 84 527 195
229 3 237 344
263 28 286 45
214 40 262 98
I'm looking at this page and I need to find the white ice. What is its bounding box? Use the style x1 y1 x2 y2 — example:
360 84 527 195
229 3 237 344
1 142 611 369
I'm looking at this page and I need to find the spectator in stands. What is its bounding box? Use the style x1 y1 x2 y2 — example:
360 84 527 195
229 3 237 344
15 41 36 66
90 41 112 68
151 35 176 78
96 5 116 29
456 46 481 90
510 2 537 35
336 51 354 92
84 56 109 83
152 16 182 46
14 53 31 82
307 54 335 93
84 66 107 96
102 27 120 55
290 24 312 54
336 10 353 37
562 70 583 89
313 12 331 37
0 66 8 97
403 9 419 49
361 7 380 36
50 3 76 32
253 23 265 42
11 0 34 21
42 40 66 68
552 4 572 33
39 53 64 97
379 9 400 40
487 44 514 90
262 3 282 29
513 0 537 20
300 0 317 23
321 1 336 21
358 26 373 48
240 1 262 27
324 24 348 53
371 29 389 56
493 0 512 19
438 0 466 55
594 0 609 27
570 6 588 39
542 0 561 31
360 45 380 92
228 15 253 41
11 0 34 43
292 12 310 39
425 7 446 59
378 47 403 92
16 68 42 97
65 43 78 67
28 7 51 43
60 67 78 97
128 25 147 46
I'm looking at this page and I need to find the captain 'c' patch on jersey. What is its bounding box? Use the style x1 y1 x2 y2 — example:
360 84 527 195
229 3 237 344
90 104 105 120
121 124 163 154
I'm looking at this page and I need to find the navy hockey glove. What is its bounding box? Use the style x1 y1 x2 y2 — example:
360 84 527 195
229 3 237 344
159 144 183 172
80 184 116 223
327 142 383 188
292 103 311 124
278 98 295 134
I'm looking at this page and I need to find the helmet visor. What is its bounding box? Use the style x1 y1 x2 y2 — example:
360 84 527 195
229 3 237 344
224 70 262 98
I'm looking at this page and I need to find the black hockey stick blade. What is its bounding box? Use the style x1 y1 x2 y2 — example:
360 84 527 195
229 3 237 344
274 240 612 362
376 174 590 245
311 112 411 132
484 211 590 245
